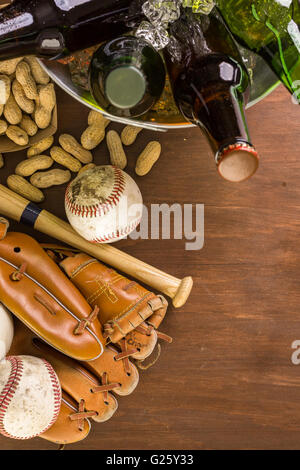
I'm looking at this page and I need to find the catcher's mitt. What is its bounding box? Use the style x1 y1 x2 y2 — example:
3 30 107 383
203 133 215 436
0 219 105 362
9 318 139 447
44 247 172 368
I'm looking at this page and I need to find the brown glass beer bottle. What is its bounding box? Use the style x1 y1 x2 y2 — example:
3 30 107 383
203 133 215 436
164 8 259 183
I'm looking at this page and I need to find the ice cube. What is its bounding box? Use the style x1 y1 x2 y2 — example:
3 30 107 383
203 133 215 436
181 0 215 14
142 0 181 27
135 20 170 50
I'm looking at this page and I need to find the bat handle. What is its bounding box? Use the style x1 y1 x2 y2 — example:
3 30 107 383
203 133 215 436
172 276 193 308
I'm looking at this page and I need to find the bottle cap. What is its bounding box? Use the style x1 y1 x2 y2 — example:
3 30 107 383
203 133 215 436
217 143 259 183
105 66 146 109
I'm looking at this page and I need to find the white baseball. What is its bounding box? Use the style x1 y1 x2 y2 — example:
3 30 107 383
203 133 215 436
0 355 62 440
65 165 143 243
0 303 14 361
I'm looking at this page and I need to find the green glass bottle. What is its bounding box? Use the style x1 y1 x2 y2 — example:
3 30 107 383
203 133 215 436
217 0 300 103
89 36 166 118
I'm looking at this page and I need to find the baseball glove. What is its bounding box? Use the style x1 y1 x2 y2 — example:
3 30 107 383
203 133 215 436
8 318 139 447
0 219 105 362
0 219 174 447
43 246 172 368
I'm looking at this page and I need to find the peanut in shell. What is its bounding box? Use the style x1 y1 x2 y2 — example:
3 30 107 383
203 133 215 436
34 105 52 129
0 58 23 76
6 125 29 146
4 94 22 125
121 125 143 146
30 169 72 189
135 141 161 176
106 130 127 170
39 83 56 112
50 146 82 172
7 174 44 203
20 115 38 137
16 61 38 100
88 110 110 128
81 124 105 150
25 56 50 85
15 155 54 177
59 134 93 164
78 163 96 175
27 136 54 158
12 79 35 114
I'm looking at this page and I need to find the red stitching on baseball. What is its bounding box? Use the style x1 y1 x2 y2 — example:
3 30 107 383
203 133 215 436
65 167 126 218
41 359 62 432
0 357 62 440
0 356 23 439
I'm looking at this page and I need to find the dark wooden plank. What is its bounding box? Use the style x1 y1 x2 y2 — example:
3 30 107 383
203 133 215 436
1 83 300 450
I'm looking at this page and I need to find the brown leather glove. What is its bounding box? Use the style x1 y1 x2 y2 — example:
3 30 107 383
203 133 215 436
0 220 105 362
0 221 170 447
44 246 172 367
9 318 139 447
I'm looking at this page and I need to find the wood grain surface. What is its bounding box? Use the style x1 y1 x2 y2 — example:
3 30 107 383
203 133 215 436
0 83 300 450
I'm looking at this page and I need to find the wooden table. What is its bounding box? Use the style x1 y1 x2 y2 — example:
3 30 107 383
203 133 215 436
1 83 300 450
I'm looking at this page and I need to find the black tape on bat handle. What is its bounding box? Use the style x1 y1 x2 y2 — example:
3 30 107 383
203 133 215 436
20 202 43 227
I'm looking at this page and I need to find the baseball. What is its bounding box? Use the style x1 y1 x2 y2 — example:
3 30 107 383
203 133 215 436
65 165 143 243
0 355 62 440
0 303 14 361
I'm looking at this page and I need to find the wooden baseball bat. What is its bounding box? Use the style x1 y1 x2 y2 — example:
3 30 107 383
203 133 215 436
0 184 193 308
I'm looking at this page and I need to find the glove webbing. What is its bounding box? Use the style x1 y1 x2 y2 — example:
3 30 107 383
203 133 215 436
9 261 101 338
69 371 120 431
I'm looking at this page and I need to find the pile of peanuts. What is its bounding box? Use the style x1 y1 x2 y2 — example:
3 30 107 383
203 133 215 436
5 107 162 203
79 110 163 177
6 130 94 203
0 57 56 149
5 111 109 203
108 125 162 177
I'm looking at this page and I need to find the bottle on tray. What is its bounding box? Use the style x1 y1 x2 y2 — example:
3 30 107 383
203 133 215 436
89 35 166 118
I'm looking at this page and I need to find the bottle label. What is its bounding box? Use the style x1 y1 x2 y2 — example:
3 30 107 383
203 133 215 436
0 13 33 35
54 0 90 11
287 20 300 53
